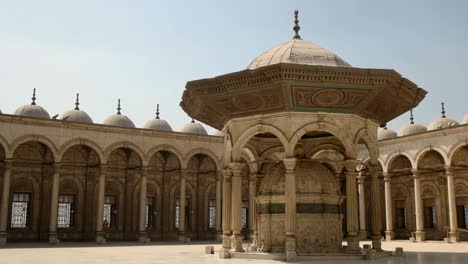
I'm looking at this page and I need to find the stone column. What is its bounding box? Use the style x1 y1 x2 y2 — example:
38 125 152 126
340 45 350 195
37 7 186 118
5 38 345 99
178 169 188 241
138 168 148 242
412 169 425 242
230 162 244 252
48 163 61 244
283 158 297 260
383 172 394 240
249 173 258 251
368 164 382 251
445 166 460 242
357 171 367 240
215 171 223 241
344 159 360 253
0 160 13 246
220 168 232 258
96 164 107 244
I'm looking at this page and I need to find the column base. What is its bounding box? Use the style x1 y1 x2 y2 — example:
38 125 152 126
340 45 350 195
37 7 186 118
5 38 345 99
96 232 106 244
371 234 382 251
231 234 244 252
285 236 296 261
216 231 223 242
415 231 425 242
222 234 232 250
49 232 60 245
219 249 231 259
385 230 394 241
448 231 461 242
250 233 259 251
178 234 187 242
346 236 361 253
0 232 7 247
358 230 368 240
138 232 149 243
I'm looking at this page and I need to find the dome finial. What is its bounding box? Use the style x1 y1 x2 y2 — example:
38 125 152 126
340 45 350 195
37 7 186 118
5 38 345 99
441 102 446 118
156 104 160 119
293 10 301 39
410 109 414 124
117 99 121 115
74 93 80 110
191 118 195 123
31 88 37 105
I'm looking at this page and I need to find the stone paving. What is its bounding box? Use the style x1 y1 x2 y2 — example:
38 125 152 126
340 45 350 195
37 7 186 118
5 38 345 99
0 240 468 264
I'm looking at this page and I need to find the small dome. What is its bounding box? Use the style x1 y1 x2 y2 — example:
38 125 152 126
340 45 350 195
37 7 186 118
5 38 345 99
181 119 207 135
103 99 135 128
378 127 397 140
144 104 173 131
14 89 50 119
213 130 224 137
428 117 459 131
60 94 93 124
399 124 427 136
462 114 468 124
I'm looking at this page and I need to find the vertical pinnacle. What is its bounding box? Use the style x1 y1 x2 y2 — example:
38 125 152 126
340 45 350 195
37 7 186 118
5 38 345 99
441 102 446 118
156 104 160 119
75 93 80 110
410 109 414 124
293 10 301 39
31 88 37 105
117 99 121 115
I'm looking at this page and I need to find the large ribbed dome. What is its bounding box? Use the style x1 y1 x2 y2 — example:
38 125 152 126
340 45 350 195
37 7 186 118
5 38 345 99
14 89 50 119
61 94 93 124
103 99 135 128
378 127 397 140
247 38 351 70
181 119 207 135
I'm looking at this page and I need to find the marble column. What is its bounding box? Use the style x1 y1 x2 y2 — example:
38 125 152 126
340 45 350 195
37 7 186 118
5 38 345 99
138 168 148 242
215 171 223 241
383 172 394 240
48 163 61 244
0 159 13 246
344 159 360 253
412 169 425 242
368 164 382 251
249 173 258 251
445 166 460 242
230 162 244 252
220 168 232 258
357 171 367 240
178 169 188 241
283 158 297 260
96 164 107 244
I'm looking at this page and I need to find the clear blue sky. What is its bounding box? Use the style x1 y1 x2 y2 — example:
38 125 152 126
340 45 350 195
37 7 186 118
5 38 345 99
1 0 467 134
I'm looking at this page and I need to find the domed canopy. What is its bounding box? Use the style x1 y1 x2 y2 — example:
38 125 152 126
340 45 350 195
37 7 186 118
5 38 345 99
61 94 93 124
144 104 173 131
398 109 427 136
428 103 459 131
103 99 135 128
180 119 207 135
247 38 351 70
14 88 50 119
378 127 397 140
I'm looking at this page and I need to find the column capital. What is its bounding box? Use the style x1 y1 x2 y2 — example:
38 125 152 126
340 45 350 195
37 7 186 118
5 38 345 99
368 164 381 178
230 162 244 177
282 158 297 173
357 173 366 184
382 172 392 182
249 173 257 181
343 159 360 172
222 168 232 180
53 162 63 173
444 165 454 176
216 171 223 181
99 164 109 174
1 159 13 169
411 169 420 178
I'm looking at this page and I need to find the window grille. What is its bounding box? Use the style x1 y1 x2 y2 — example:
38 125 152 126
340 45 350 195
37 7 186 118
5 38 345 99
241 200 248 229
11 193 31 228
58 194 75 228
146 197 155 228
103 196 117 228
209 199 216 229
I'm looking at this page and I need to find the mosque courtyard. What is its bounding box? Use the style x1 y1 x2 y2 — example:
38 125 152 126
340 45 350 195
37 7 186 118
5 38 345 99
0 241 467 264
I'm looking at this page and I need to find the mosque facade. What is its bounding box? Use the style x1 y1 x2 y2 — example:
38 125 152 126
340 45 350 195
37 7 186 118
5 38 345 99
0 10 467 259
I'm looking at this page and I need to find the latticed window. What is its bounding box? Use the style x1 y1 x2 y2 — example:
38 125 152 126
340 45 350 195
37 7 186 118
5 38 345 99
58 194 75 228
175 198 180 229
103 196 117 228
396 207 407 229
209 199 216 229
11 193 31 228
146 197 155 228
464 205 468 228
241 200 248 229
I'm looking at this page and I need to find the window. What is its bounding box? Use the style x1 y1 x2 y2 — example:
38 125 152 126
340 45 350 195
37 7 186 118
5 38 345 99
241 200 248 229
423 206 436 229
458 205 468 228
465 205 468 228
396 207 407 229
11 193 31 228
175 198 180 229
146 197 155 228
209 199 216 229
103 196 117 228
58 195 75 228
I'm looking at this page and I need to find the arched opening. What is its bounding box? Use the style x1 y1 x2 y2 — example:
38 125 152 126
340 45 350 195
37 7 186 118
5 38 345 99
60 144 100 241
10 141 54 241
452 145 468 241
105 147 142 241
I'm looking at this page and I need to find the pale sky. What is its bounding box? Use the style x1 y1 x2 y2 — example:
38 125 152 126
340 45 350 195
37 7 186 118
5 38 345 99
1 0 467 134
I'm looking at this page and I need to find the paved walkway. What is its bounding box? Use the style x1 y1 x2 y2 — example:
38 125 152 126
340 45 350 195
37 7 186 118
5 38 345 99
1 240 467 264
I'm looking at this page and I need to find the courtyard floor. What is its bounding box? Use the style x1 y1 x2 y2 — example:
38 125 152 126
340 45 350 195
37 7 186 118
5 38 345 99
1 240 468 264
